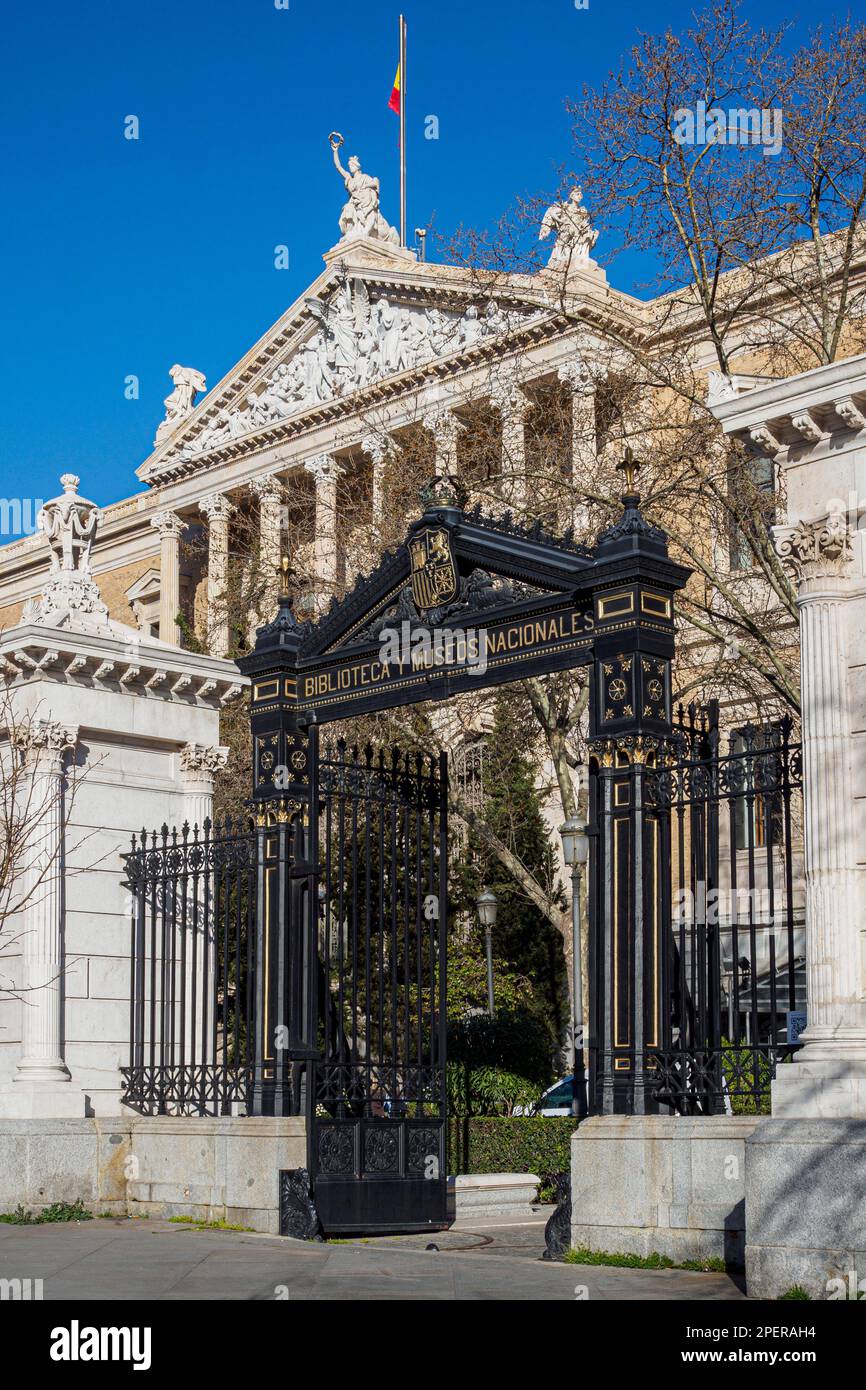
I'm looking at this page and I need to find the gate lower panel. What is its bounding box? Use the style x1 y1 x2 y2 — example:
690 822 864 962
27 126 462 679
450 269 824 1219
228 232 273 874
312 1117 447 1232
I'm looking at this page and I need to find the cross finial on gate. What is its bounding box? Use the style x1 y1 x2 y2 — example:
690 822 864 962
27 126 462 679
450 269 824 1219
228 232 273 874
617 446 641 496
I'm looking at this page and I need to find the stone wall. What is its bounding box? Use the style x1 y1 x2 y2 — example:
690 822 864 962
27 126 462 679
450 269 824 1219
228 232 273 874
571 1115 760 1268
0 1116 306 1234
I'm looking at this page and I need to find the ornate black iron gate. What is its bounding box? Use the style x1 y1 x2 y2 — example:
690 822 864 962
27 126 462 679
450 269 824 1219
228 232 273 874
122 818 257 1116
588 700 804 1114
311 743 448 1232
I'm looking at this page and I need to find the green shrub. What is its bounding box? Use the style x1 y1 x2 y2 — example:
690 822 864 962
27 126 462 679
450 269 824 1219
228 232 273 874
0 1200 92 1225
720 1040 773 1115
448 1115 574 1178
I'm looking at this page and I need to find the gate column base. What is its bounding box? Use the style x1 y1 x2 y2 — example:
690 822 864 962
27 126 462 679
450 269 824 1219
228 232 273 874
570 1114 759 1270
745 1118 866 1298
771 1053 866 1119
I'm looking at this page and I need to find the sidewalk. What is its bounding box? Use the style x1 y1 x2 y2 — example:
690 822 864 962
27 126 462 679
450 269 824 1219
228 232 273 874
0 1216 746 1301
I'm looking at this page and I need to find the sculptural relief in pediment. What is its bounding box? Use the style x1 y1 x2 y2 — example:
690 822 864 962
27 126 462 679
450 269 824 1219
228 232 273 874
181 275 542 458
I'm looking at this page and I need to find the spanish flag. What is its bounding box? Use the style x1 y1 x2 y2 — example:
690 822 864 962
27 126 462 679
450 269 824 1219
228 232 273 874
388 64 401 115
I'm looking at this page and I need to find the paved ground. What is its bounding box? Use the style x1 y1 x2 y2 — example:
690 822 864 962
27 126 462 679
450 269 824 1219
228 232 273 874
0 1215 746 1300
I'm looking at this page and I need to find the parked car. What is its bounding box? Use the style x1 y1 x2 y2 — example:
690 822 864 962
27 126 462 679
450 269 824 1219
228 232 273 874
513 1074 584 1116
534 1075 578 1116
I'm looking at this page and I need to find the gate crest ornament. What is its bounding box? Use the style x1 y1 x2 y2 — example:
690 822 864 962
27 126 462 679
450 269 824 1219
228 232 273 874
408 525 459 614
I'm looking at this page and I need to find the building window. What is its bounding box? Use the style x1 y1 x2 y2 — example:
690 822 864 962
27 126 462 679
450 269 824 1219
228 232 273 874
452 739 486 812
731 725 784 851
728 455 776 570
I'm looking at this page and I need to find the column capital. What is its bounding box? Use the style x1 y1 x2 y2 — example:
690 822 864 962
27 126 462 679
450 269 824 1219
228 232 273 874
179 742 229 775
557 358 597 393
360 432 390 463
488 364 529 418
150 510 184 539
250 474 283 505
304 454 344 486
199 493 236 524
773 508 854 585
422 407 465 446
14 720 79 773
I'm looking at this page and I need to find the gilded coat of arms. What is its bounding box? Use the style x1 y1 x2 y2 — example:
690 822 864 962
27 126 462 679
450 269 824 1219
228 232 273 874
408 527 459 613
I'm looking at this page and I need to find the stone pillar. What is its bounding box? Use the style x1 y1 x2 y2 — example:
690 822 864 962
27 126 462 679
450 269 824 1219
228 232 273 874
251 474 284 623
489 366 529 509
9 720 80 1115
150 511 184 646
199 494 236 657
558 360 597 536
423 408 465 478
361 433 389 528
177 743 229 1068
772 509 866 1113
304 454 344 600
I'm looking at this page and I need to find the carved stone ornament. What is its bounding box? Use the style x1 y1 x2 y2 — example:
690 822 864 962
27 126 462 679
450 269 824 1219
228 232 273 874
13 719 79 773
178 272 542 460
304 454 345 487
154 364 207 446
26 475 111 629
179 743 230 777
833 396 866 432
773 508 854 582
488 363 527 417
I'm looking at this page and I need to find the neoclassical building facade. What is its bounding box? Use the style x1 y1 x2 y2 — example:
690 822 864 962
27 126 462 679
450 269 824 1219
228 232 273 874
0 163 860 686
0 174 699 651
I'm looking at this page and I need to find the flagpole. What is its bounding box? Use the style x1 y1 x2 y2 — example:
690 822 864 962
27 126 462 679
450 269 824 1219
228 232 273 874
399 14 407 248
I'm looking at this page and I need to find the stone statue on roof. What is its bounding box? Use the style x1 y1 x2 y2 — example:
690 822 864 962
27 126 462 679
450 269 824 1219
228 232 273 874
329 132 399 245
539 186 599 269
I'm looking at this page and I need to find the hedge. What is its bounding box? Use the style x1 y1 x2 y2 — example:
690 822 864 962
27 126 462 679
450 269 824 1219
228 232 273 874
447 1116 575 1177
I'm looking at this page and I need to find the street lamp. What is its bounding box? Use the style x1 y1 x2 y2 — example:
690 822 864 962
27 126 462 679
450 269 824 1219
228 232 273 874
560 814 589 1118
476 888 498 1019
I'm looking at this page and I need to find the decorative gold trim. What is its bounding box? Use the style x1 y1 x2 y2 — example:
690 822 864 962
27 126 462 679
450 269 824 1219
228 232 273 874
598 591 634 619
253 678 279 702
613 815 630 1050
640 591 671 619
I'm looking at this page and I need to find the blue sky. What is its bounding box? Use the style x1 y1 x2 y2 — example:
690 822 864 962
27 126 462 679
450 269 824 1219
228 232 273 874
0 0 843 534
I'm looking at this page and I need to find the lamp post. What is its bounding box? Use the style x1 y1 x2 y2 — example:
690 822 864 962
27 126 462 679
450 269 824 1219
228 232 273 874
477 888 498 1019
560 814 589 1118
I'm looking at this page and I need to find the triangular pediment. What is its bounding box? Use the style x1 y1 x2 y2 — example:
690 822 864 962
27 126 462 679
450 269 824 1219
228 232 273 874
136 246 554 486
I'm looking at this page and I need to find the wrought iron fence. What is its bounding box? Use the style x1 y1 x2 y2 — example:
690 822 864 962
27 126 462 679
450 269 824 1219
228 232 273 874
121 819 257 1116
590 701 805 1115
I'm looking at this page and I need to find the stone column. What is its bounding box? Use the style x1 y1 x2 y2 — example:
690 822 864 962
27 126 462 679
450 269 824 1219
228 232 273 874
304 454 344 601
150 511 184 646
558 360 597 536
423 408 465 478
9 720 80 1115
251 474 284 623
361 433 389 528
199 494 236 657
489 366 529 509
177 744 229 1068
773 509 866 1113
